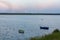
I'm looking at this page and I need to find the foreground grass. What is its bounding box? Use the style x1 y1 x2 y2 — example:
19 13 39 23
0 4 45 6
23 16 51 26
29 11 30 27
30 32 60 40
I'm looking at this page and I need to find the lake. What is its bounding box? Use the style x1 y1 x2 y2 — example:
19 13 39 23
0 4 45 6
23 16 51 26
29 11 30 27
0 15 60 40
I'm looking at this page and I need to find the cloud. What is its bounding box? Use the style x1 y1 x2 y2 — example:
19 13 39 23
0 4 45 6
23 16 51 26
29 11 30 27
1 0 60 9
0 0 60 13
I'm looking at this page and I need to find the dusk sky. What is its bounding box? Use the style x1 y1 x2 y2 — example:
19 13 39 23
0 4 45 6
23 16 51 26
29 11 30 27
0 0 60 13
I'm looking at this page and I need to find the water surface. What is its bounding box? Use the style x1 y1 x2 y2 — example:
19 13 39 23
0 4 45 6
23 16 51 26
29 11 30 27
0 15 60 40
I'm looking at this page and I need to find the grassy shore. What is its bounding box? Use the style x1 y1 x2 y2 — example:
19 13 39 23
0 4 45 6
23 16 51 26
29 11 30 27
30 29 60 40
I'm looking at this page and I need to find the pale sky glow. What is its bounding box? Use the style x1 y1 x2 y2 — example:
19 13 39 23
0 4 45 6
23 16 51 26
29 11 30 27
0 0 60 13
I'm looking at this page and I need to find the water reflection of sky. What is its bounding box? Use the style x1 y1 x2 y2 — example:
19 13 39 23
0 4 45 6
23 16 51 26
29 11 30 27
0 15 60 40
0 15 60 27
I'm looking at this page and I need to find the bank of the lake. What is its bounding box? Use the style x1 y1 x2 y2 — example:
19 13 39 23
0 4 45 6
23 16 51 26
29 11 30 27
30 29 60 40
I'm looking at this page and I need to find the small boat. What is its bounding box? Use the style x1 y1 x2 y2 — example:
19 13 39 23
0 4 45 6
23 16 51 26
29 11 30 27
40 26 49 30
18 29 24 34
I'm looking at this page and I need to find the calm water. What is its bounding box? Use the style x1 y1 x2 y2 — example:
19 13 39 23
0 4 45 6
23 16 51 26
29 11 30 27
0 15 60 40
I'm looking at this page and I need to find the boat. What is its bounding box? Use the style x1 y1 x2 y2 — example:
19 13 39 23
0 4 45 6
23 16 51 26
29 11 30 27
18 29 24 34
40 26 49 30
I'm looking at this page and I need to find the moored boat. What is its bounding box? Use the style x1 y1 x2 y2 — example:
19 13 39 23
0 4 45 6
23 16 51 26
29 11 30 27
40 26 49 30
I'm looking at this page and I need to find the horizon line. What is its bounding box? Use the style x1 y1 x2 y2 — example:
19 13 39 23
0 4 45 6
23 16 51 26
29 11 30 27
0 13 60 15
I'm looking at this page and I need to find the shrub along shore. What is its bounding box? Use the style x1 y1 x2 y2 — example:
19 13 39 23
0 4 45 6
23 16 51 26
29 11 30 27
30 29 60 40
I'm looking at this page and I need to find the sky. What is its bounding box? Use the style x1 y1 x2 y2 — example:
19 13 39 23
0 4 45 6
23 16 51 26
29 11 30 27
0 0 60 13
